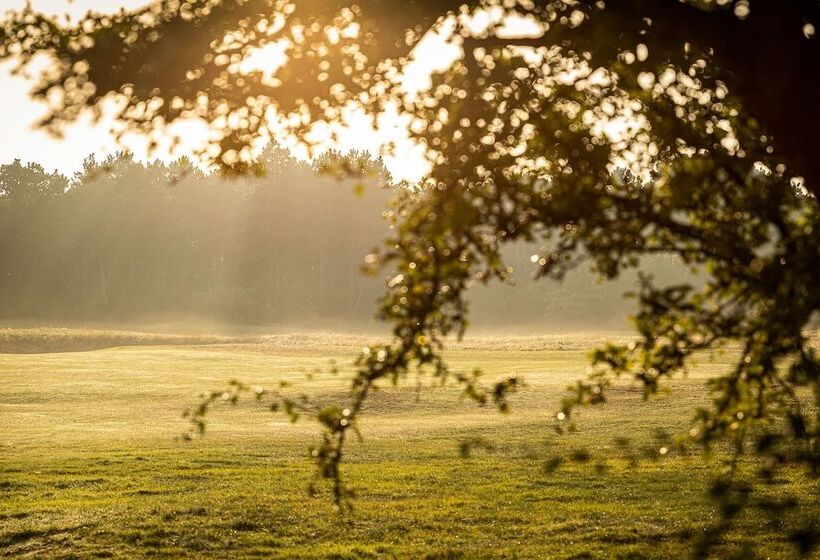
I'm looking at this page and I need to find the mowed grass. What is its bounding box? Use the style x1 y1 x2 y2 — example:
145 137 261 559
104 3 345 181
0 331 816 559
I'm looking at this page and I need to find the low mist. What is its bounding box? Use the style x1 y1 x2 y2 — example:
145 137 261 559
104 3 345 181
0 148 687 334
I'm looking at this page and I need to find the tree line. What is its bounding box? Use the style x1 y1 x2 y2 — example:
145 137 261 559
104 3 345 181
0 149 390 326
0 147 682 329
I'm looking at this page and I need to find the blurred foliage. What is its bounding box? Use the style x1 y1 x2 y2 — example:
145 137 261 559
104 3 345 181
2 0 819 556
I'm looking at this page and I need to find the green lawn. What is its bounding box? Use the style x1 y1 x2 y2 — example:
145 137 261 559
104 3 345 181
0 332 816 559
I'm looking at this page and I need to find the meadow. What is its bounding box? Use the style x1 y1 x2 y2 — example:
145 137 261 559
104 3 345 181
1 329 816 559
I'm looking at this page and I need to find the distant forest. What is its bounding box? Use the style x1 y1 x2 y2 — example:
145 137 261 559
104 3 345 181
0 148 686 330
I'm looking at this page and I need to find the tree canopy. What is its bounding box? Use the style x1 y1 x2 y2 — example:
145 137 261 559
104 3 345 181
1 1 817 189
2 1 819 555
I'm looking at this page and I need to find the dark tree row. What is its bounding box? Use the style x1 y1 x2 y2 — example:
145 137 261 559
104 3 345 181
0 148 682 329
0 149 391 325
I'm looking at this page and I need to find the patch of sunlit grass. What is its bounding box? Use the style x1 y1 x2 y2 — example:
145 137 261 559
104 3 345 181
0 327 255 354
0 331 816 558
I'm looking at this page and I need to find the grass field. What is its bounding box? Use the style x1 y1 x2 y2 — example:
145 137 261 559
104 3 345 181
1 330 817 559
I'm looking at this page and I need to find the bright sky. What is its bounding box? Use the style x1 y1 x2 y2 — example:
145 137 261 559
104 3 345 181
0 1 155 176
1 1 580 183
0 0 462 182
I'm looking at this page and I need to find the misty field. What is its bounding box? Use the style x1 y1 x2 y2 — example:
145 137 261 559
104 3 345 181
1 331 816 559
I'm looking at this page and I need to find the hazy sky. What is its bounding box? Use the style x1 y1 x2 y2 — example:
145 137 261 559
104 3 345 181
0 1 157 177
0 0 455 182
0 1 551 182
